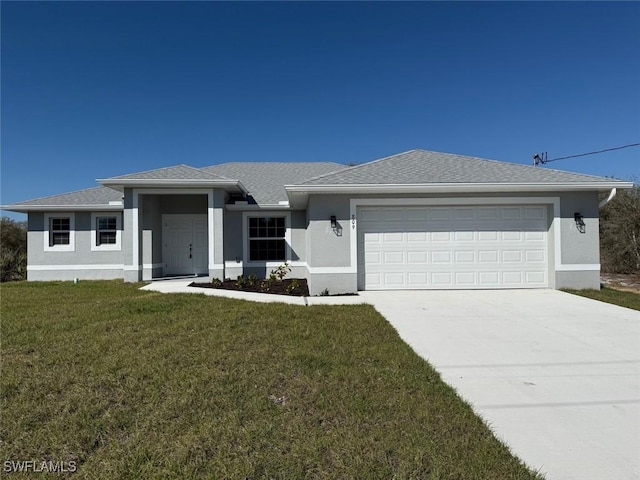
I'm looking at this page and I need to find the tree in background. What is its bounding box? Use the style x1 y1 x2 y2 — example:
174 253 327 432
600 184 640 274
1 217 27 282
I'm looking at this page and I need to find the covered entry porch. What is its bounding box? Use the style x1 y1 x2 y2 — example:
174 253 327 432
123 188 228 282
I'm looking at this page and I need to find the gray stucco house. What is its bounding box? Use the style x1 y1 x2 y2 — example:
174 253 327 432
4 150 632 295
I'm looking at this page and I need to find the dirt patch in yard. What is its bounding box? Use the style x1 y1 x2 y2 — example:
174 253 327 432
601 273 640 293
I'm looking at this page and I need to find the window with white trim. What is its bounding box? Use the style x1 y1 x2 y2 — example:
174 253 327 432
96 216 117 246
44 213 75 252
248 217 286 261
50 217 70 246
91 212 122 251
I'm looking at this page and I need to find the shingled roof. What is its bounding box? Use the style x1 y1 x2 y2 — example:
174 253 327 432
4 186 122 211
203 162 344 204
300 150 617 185
100 165 233 181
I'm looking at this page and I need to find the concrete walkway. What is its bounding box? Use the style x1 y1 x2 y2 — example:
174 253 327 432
140 278 366 306
359 289 640 480
142 281 640 479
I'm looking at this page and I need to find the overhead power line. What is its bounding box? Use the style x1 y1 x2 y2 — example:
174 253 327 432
533 142 640 166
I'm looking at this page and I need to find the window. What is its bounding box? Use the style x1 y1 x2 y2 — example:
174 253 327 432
91 212 121 251
44 213 75 251
50 217 70 246
248 217 286 261
96 216 117 245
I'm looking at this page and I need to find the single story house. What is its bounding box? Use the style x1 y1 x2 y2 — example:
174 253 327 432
3 149 632 295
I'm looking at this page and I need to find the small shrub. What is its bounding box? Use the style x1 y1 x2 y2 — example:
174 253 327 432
247 273 259 286
236 276 248 288
259 281 270 293
320 288 330 296
210 278 222 287
286 279 300 295
271 263 291 282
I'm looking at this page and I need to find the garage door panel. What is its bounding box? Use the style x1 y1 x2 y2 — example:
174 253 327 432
432 272 453 286
384 272 405 286
407 232 427 242
526 271 547 284
383 232 403 242
479 271 500 285
431 231 452 242
502 231 523 241
455 272 476 284
365 251 381 265
454 231 474 241
383 251 404 264
455 251 475 263
478 231 499 242
525 231 545 241
359 205 549 290
432 251 452 263
503 271 524 285
408 272 429 286
502 250 523 263
407 251 429 263
525 250 546 262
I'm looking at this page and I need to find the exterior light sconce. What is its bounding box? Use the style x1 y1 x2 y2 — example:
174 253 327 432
330 215 342 236
574 212 586 233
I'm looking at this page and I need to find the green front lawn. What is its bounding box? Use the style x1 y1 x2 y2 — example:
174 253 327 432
1 281 541 479
564 287 640 311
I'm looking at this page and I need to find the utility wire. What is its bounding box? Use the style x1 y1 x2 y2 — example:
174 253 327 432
543 142 640 164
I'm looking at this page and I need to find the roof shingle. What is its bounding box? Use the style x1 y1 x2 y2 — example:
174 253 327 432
203 162 345 204
103 165 233 181
10 186 122 207
301 149 617 185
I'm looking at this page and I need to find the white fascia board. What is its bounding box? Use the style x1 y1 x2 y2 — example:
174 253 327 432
1 204 124 213
225 203 291 211
285 182 633 194
97 179 248 193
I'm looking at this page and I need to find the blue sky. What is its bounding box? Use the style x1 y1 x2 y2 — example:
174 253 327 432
2 1 639 218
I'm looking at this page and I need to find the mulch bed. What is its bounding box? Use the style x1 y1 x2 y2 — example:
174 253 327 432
190 278 310 297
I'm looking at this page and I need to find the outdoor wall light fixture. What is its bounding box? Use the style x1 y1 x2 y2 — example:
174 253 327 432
574 212 586 233
330 216 337 229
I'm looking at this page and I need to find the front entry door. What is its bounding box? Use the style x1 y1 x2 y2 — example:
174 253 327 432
162 215 208 276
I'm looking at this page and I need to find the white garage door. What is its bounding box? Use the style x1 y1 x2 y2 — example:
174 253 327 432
358 205 549 290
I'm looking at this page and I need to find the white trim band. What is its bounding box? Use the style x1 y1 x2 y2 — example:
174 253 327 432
28 264 123 271
556 264 601 271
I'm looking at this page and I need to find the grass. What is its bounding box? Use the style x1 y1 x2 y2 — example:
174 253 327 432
1 281 542 479
564 287 640 311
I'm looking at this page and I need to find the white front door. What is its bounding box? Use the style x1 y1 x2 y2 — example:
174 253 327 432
162 214 208 276
358 205 549 290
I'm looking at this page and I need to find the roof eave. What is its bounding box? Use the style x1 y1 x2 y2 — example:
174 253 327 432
225 203 291 211
97 178 248 193
284 182 634 208
1 204 124 213
286 181 633 194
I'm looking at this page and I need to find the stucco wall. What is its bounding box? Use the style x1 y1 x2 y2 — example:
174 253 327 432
305 191 602 293
27 211 124 281
223 208 308 280
141 195 163 279
306 195 352 268
558 191 600 265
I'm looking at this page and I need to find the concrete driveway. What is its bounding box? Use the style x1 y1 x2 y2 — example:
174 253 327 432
359 289 640 480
